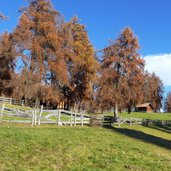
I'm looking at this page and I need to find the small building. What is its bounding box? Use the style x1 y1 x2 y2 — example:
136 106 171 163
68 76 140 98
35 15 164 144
135 103 153 113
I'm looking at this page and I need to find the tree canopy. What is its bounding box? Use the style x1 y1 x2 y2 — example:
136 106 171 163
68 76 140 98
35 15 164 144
0 0 165 113
98 28 145 118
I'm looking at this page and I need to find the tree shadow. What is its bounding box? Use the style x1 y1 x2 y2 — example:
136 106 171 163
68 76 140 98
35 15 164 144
144 125 171 134
103 125 171 150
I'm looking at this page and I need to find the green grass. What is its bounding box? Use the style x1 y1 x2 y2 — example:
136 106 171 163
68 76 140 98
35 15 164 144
0 124 170 171
49 114 72 121
2 116 31 121
2 104 32 111
119 112 171 120
104 111 171 120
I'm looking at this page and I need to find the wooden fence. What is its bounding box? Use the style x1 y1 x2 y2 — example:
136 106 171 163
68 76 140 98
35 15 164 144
0 96 23 105
142 119 171 127
0 104 90 127
1 102 169 128
90 115 114 127
116 117 143 126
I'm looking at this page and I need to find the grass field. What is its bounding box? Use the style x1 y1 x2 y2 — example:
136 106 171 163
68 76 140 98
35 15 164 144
92 110 171 121
3 104 32 111
119 112 171 120
0 124 170 171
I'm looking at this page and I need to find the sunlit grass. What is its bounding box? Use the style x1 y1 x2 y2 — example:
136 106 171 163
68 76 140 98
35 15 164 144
104 111 171 120
119 112 171 120
0 124 170 170
3 104 32 111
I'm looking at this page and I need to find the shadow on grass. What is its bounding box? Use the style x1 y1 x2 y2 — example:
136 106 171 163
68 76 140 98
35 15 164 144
145 125 171 134
103 125 171 150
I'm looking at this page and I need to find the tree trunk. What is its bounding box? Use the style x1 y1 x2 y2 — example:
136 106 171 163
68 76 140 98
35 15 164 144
128 100 132 114
128 104 131 114
35 97 40 108
25 98 28 106
114 102 118 120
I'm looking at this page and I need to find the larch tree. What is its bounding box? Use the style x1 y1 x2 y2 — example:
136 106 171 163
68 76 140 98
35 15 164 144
99 27 145 119
119 28 145 113
0 32 16 96
143 72 164 112
13 0 67 106
164 92 171 113
62 17 99 110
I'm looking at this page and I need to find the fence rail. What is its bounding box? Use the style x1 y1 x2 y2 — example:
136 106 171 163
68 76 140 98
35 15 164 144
1 102 169 128
0 104 90 127
0 97 23 105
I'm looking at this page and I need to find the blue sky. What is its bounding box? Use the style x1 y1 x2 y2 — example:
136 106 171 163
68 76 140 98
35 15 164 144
0 0 171 91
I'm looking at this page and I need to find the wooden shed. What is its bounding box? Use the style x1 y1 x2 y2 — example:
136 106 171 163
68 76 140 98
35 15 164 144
135 103 153 113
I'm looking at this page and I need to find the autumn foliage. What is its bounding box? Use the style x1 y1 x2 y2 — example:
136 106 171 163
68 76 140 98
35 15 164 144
98 28 145 117
164 92 171 112
143 72 164 112
0 32 16 96
0 0 164 113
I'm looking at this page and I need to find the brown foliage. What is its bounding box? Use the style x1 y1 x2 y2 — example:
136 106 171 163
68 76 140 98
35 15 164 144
0 32 16 96
98 27 145 117
0 1 164 112
164 92 171 112
12 1 98 108
13 0 66 106
66 17 99 104
143 72 164 112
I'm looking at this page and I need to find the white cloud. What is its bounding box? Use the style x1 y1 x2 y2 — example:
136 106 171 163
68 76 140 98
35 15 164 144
143 54 171 86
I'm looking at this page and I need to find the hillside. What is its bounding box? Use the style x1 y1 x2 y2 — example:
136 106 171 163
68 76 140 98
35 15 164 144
0 124 170 171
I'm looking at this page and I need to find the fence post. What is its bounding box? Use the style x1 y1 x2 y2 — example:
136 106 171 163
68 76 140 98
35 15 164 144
34 111 37 126
81 112 83 127
32 111 34 126
74 113 76 127
70 112 73 126
58 110 61 126
0 104 5 124
38 105 43 125
21 100 24 106
118 118 121 127
129 118 132 126
10 98 12 105
56 110 59 125
3 96 5 104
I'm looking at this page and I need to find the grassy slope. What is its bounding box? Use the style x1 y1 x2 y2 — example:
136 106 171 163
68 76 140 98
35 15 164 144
0 124 170 171
118 112 171 120
3 104 32 111
1 104 84 122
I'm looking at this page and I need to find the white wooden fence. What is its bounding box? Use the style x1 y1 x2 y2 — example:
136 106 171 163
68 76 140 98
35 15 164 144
39 109 90 126
0 101 147 127
0 96 23 105
0 104 90 127
116 117 143 126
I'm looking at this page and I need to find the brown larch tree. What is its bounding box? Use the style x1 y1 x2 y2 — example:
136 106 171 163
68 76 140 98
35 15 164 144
143 72 164 112
98 27 145 119
164 92 171 113
0 32 16 96
119 28 145 113
13 0 67 106
61 17 99 110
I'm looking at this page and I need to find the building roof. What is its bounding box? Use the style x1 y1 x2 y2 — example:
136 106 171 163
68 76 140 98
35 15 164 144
136 103 152 108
